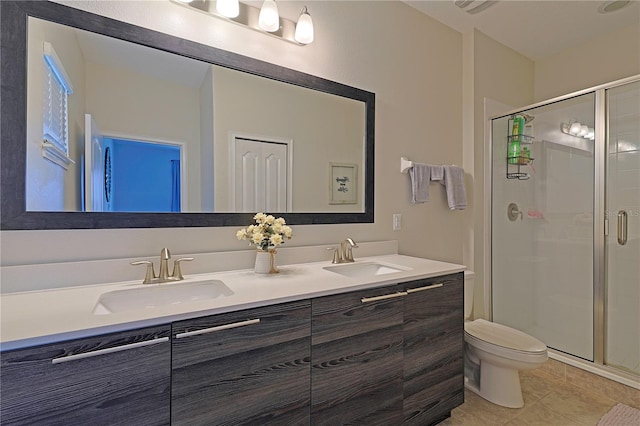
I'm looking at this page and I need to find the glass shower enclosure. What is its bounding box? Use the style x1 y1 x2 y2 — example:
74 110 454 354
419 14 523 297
605 80 640 375
490 77 639 378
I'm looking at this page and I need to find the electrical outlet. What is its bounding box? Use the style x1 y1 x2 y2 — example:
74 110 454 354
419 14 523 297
393 214 402 231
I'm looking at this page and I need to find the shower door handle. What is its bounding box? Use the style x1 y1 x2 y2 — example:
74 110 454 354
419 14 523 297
617 210 628 246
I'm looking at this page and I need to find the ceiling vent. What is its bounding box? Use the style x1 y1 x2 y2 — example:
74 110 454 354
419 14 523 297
454 0 498 15
598 0 631 13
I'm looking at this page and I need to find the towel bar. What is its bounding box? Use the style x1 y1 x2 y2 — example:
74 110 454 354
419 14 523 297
400 157 413 173
401 157 462 173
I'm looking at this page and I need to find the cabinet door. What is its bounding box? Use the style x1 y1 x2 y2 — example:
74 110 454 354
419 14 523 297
311 285 405 425
402 272 464 425
171 300 311 425
0 325 171 426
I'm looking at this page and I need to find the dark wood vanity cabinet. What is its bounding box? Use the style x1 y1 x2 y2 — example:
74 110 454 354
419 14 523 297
0 272 463 426
402 272 465 425
170 300 311 425
0 325 171 426
311 285 406 425
310 273 464 426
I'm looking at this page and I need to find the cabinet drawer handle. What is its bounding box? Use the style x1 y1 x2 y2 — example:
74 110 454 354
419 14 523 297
175 318 261 339
361 291 408 303
51 337 169 364
406 283 443 294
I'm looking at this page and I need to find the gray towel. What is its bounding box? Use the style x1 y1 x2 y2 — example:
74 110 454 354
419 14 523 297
430 165 444 181
409 163 431 203
441 165 467 210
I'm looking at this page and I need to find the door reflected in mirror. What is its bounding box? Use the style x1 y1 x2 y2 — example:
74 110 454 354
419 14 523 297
84 113 185 213
26 17 366 214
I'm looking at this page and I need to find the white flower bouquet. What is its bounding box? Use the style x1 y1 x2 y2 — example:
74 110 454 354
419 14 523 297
236 213 293 251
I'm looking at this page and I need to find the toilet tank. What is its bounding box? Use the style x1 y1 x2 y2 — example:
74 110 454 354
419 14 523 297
464 270 475 320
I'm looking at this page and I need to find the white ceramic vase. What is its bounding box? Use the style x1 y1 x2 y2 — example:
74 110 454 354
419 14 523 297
254 249 279 274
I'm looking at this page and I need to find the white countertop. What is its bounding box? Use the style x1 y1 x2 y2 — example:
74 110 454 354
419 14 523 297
0 254 465 351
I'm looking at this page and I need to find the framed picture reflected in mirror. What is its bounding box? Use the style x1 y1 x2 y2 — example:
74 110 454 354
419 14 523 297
329 163 357 205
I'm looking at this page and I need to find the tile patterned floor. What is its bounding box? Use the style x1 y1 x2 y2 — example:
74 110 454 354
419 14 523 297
440 365 640 426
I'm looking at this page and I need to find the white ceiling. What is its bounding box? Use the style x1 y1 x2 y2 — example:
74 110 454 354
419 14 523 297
405 0 640 60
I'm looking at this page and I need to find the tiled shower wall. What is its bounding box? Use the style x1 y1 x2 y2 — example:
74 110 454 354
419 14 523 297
534 139 594 360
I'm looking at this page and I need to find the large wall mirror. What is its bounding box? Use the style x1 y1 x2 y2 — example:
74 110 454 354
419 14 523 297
1 1 374 229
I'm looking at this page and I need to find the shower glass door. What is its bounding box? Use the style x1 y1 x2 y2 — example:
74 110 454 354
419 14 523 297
492 92 596 361
605 81 640 375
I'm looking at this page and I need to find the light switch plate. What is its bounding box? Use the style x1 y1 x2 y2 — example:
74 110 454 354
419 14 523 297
393 214 401 231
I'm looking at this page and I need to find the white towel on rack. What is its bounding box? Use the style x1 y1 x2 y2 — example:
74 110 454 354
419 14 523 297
441 165 467 210
409 163 431 203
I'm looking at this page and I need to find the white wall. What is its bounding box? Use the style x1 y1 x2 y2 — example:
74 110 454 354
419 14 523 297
1 1 464 270
534 23 640 102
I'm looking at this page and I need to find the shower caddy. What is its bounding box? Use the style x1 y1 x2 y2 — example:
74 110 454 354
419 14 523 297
506 116 534 180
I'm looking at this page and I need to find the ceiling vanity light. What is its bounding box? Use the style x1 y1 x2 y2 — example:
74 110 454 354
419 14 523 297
585 128 595 140
561 122 595 140
569 122 582 135
258 0 280 32
294 6 314 45
579 124 589 137
216 0 239 18
172 0 314 45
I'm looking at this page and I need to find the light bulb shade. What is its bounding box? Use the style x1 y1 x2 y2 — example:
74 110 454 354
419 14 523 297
569 122 582 135
259 0 280 32
294 7 314 44
216 0 239 18
579 124 589 137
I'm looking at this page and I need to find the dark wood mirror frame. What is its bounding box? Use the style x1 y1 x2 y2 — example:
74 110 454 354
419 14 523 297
0 0 374 230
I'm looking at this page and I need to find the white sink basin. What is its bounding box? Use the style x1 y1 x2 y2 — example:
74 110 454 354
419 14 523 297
323 261 407 278
93 280 234 315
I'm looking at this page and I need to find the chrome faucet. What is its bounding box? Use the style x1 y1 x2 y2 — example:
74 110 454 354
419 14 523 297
158 247 171 282
340 238 358 262
131 248 194 284
328 238 359 264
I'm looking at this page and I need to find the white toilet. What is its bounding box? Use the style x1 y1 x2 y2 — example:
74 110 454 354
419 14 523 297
463 271 548 408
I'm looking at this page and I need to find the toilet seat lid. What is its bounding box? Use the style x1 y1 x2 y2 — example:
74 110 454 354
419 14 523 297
465 319 547 353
